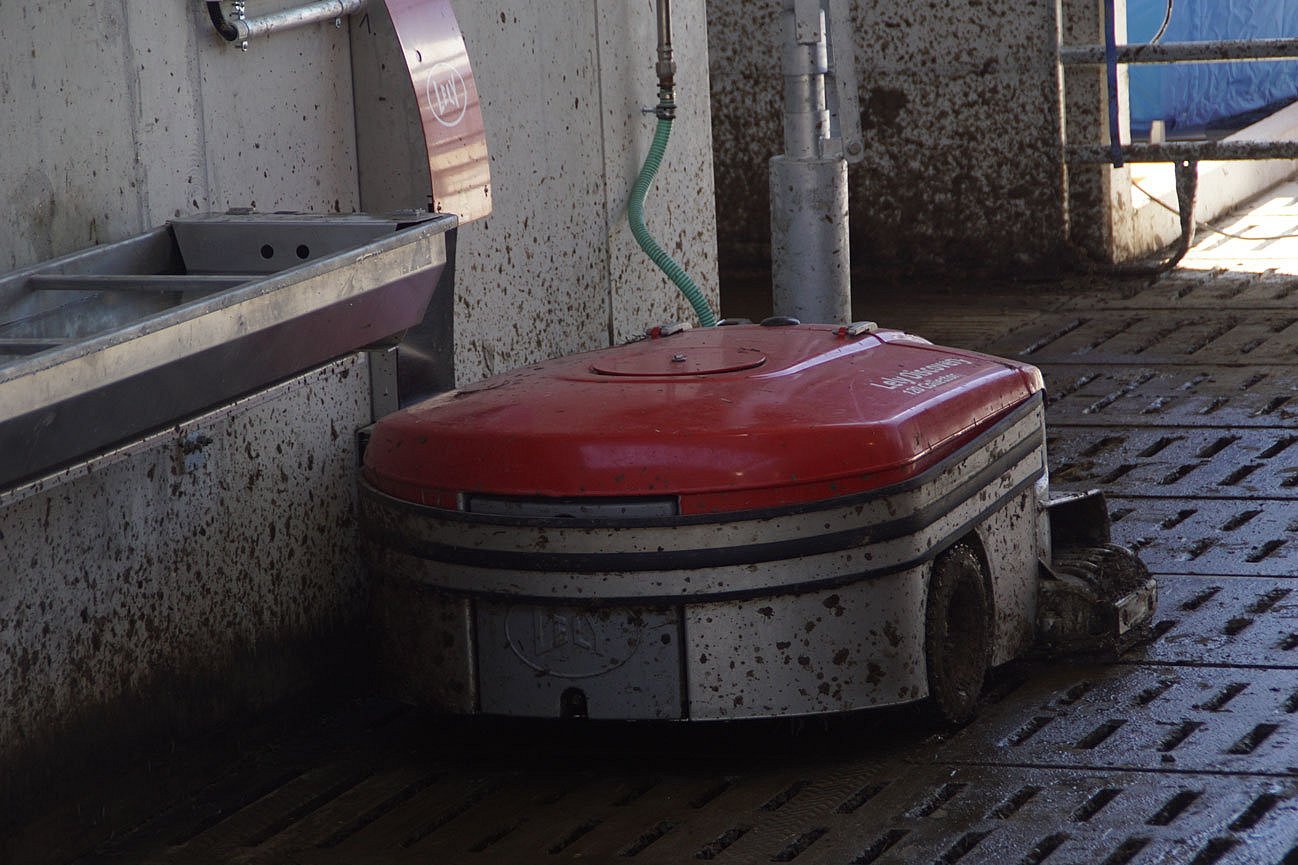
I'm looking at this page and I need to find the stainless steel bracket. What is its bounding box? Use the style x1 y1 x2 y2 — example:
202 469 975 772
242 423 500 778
823 0 863 163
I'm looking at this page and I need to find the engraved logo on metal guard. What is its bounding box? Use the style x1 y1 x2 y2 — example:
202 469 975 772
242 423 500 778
425 61 468 128
505 606 642 679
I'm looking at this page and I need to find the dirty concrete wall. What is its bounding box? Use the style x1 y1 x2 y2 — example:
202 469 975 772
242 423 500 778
0 0 719 820
708 0 1070 273
0 1 358 273
1063 0 1137 263
0 358 372 825
2 0 720 387
353 2 720 384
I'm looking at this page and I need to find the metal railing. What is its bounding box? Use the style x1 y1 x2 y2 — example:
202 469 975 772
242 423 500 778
1061 4 1298 165
1061 37 1298 67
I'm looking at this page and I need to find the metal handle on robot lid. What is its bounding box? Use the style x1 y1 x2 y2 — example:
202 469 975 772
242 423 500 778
839 321 879 338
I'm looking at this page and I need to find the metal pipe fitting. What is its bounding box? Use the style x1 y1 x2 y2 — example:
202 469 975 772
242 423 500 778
206 0 365 46
655 0 678 117
656 0 676 86
205 0 239 40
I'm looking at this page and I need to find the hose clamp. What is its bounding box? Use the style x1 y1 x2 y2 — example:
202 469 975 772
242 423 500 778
654 96 677 121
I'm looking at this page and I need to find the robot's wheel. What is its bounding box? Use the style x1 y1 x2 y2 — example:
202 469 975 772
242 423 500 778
924 544 990 726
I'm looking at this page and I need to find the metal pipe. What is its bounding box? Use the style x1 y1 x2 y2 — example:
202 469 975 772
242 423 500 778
205 1 239 40
237 0 364 40
206 0 365 46
656 0 676 98
780 0 829 160
1070 140 1298 164
770 157 849 323
1061 37 1298 66
1102 0 1123 167
770 0 849 325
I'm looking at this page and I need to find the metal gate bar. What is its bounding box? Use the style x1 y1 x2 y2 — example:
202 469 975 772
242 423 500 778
1071 140 1298 164
1061 13 1298 165
1061 37 1298 66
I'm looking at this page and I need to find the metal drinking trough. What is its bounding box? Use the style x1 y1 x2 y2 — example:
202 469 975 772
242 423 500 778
0 210 456 491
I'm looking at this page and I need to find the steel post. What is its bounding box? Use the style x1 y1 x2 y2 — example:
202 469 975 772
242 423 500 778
770 155 850 324
770 0 850 325
780 0 829 159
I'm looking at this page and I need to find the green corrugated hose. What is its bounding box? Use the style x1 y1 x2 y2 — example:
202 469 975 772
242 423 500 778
628 116 717 328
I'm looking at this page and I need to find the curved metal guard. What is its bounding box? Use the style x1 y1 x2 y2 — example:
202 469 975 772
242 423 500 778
384 0 491 221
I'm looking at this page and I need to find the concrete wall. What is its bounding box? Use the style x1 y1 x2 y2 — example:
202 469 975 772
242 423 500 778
1062 0 1137 263
0 0 720 833
0 358 372 836
1 1 719 388
708 0 1071 273
0 1 359 272
354 1 720 384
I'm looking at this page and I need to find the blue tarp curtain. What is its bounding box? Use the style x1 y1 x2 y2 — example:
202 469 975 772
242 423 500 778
1128 0 1298 137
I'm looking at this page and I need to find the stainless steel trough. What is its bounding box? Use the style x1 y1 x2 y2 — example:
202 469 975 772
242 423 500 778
0 211 456 491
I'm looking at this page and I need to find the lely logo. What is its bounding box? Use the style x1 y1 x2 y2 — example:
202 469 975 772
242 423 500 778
425 61 468 128
504 606 642 679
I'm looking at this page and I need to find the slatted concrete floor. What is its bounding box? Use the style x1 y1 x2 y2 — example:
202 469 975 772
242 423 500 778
63 266 1298 865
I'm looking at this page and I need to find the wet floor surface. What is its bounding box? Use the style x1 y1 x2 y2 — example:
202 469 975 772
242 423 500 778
24 266 1298 865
